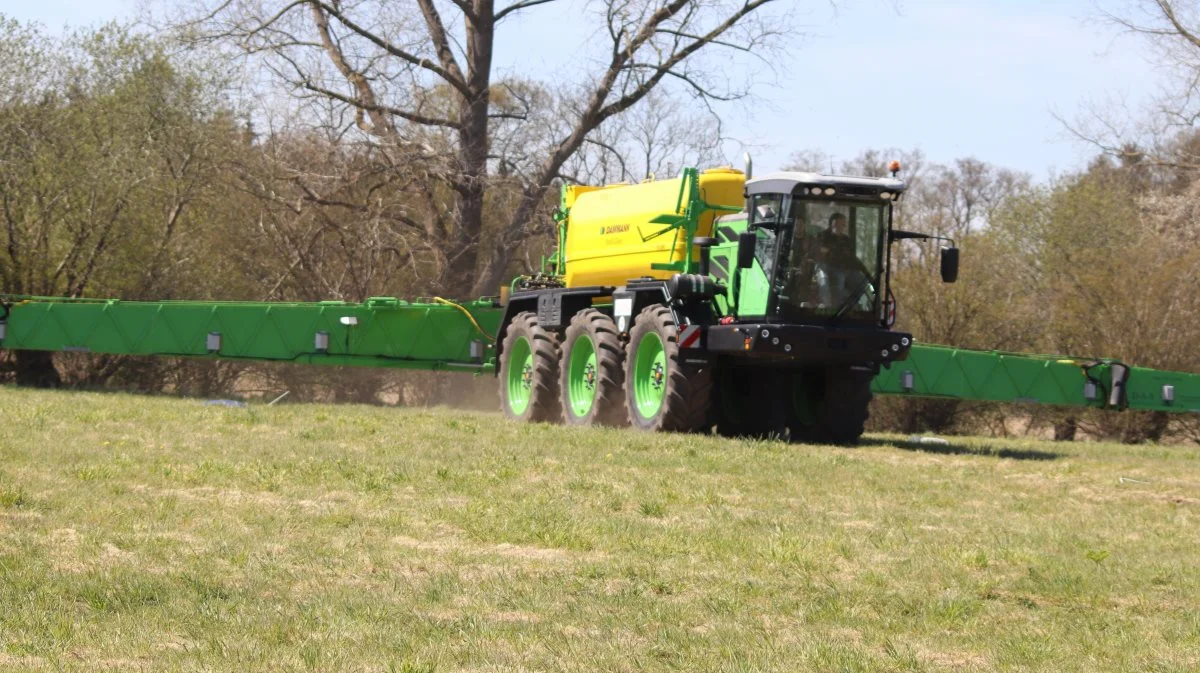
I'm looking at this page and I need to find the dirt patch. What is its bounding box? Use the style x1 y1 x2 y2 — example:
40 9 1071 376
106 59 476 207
826 627 864 644
0 654 45 668
391 534 605 564
391 534 459 553
491 542 577 561
101 542 131 561
50 527 81 544
146 530 204 550
490 610 540 623
920 647 988 669
130 484 342 513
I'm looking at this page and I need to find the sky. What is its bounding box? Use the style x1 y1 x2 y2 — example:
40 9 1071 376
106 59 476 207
3 0 1166 180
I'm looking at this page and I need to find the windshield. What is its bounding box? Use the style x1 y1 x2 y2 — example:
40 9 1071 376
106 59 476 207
777 199 885 321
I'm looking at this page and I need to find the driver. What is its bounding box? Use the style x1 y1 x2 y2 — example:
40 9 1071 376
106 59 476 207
828 212 849 237
811 212 865 309
815 213 856 267
821 213 851 247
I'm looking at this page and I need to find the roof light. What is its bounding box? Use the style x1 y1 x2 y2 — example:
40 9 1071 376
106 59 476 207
880 191 892 200
823 187 835 196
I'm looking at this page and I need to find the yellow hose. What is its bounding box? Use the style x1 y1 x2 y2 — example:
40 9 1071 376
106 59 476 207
433 297 496 343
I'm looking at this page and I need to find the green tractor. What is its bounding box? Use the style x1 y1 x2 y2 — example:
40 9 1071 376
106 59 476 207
496 163 958 444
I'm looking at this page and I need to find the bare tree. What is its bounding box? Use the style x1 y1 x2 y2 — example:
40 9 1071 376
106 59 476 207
178 0 786 297
571 87 727 183
1067 1 1200 169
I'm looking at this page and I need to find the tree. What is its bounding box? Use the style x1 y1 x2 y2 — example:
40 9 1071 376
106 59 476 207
574 88 727 183
0 19 254 386
1068 1 1200 171
1036 158 1200 443
178 0 787 297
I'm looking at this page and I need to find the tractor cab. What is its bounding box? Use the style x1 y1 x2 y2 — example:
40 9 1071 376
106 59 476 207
737 172 906 328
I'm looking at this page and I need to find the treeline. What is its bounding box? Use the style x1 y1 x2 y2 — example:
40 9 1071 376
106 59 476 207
0 16 1196 443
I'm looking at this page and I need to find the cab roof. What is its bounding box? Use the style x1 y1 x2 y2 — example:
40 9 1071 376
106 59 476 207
746 171 906 197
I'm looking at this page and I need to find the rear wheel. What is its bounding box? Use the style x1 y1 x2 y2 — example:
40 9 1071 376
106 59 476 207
624 305 711 432
560 309 627 426
498 312 562 423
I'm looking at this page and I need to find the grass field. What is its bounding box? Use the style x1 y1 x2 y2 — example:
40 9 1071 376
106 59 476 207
0 386 1197 672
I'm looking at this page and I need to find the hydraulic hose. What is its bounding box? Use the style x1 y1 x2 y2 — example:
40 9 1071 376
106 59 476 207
433 297 495 343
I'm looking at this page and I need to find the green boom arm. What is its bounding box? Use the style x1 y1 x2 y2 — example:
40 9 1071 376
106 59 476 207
0 295 503 372
1 295 1197 413
872 344 1200 413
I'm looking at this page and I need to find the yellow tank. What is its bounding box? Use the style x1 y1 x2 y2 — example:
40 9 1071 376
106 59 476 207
562 168 745 288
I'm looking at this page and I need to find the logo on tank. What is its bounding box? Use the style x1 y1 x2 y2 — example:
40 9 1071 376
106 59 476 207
599 224 630 235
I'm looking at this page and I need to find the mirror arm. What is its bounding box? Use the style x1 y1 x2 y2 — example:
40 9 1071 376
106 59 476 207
890 230 956 247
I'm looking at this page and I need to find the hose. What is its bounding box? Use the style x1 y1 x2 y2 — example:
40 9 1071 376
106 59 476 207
433 297 496 343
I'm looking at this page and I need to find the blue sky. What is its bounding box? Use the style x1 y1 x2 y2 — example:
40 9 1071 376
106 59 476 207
5 0 1163 179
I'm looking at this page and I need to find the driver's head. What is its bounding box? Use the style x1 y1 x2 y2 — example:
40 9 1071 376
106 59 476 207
828 213 848 236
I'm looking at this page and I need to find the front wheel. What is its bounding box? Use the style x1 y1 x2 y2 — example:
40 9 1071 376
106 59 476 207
787 367 873 445
713 367 789 439
624 305 711 432
498 312 562 423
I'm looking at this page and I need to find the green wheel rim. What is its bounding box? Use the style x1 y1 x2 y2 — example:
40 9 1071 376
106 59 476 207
633 331 668 420
506 336 534 415
567 334 598 418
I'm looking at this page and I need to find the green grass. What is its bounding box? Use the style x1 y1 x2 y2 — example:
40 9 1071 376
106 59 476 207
0 386 1197 672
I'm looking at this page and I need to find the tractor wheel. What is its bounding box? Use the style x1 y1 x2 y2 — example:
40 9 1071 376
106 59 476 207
787 367 873 445
712 366 753 438
624 305 712 432
498 311 562 423
713 367 789 439
560 309 627 426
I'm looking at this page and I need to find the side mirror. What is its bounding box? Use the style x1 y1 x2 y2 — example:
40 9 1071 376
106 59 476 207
940 247 959 283
736 232 757 269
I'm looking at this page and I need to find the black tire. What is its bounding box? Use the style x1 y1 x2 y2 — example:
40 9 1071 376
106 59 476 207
713 367 789 440
559 309 627 426
498 311 562 423
787 367 873 445
624 305 712 432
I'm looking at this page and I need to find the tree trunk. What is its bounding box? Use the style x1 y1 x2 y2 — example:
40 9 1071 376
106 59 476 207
1122 411 1171 444
446 0 496 300
1053 416 1078 441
